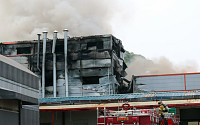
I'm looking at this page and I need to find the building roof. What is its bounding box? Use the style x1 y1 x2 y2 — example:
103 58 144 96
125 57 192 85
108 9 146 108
39 90 200 104
0 55 36 76
40 99 200 111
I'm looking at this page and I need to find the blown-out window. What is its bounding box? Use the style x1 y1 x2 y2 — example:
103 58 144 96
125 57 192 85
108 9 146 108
87 41 103 50
17 47 31 54
82 76 100 85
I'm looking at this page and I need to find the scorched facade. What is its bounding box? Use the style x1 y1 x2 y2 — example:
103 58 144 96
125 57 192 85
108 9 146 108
0 32 128 98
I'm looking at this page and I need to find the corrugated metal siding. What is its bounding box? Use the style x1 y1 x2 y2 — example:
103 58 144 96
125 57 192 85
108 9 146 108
0 109 19 125
21 105 39 125
9 56 29 69
136 75 185 91
135 73 200 92
186 74 200 90
0 60 39 89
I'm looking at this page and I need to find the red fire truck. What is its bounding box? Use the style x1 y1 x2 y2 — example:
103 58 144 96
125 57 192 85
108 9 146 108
97 103 179 125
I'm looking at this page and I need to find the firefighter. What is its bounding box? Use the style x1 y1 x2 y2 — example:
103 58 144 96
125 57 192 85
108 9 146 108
159 104 165 116
158 102 168 125
158 101 169 112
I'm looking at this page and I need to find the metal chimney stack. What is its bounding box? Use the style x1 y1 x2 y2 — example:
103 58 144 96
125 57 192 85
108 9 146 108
42 31 48 98
37 34 41 72
64 29 69 97
52 30 58 97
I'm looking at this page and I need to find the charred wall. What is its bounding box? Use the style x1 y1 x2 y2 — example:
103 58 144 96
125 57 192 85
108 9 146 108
0 34 127 97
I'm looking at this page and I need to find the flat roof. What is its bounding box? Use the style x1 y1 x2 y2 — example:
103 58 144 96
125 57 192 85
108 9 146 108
0 55 36 76
40 99 200 111
136 72 200 77
40 90 200 104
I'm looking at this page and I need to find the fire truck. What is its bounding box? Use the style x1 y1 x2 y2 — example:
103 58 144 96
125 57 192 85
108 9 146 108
97 103 179 125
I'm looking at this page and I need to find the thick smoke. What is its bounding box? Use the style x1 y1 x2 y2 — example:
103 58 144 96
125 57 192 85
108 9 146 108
126 56 199 80
0 0 116 41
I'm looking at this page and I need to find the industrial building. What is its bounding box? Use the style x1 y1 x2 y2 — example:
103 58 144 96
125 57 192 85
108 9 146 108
0 55 39 125
1 31 200 125
0 31 128 98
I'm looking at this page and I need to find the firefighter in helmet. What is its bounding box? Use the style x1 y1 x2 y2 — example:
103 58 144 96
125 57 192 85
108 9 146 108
158 101 169 124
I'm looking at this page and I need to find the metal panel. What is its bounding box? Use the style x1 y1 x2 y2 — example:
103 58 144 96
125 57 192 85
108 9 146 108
68 43 81 52
70 51 111 60
135 75 185 92
99 75 118 85
186 74 200 90
46 85 67 97
69 68 112 77
103 40 112 49
70 59 111 69
82 90 101 96
9 56 29 68
57 86 66 97
21 105 39 125
69 86 82 94
40 91 200 104
0 109 19 125
0 100 19 111
0 60 39 90
0 55 35 75
68 77 82 86
0 76 39 100
82 59 111 68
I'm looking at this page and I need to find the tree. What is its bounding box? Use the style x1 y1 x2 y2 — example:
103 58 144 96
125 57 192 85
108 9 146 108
124 51 135 64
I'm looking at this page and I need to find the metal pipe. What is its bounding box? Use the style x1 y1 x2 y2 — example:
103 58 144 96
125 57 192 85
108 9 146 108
108 67 110 95
52 30 58 97
104 107 106 124
52 30 57 53
42 31 48 98
64 29 69 97
37 34 41 72
97 107 98 123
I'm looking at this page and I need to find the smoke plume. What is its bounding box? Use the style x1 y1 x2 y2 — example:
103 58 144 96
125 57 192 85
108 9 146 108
0 0 116 41
126 56 199 80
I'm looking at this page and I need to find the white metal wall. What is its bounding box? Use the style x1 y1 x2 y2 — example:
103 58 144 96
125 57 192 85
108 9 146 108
135 74 200 92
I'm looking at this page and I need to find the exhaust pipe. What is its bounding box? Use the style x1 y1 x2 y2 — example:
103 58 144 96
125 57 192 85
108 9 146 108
64 29 69 97
52 30 58 97
37 34 41 72
42 31 48 98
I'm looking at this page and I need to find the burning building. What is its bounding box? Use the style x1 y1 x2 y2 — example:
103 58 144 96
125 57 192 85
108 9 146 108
1 31 200 125
0 30 128 98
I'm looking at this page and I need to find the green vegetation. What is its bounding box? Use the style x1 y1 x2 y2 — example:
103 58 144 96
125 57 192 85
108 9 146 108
124 51 146 64
124 51 135 64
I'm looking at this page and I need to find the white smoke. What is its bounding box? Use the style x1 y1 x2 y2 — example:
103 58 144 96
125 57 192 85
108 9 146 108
126 56 199 80
0 0 117 41
1 0 199 79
